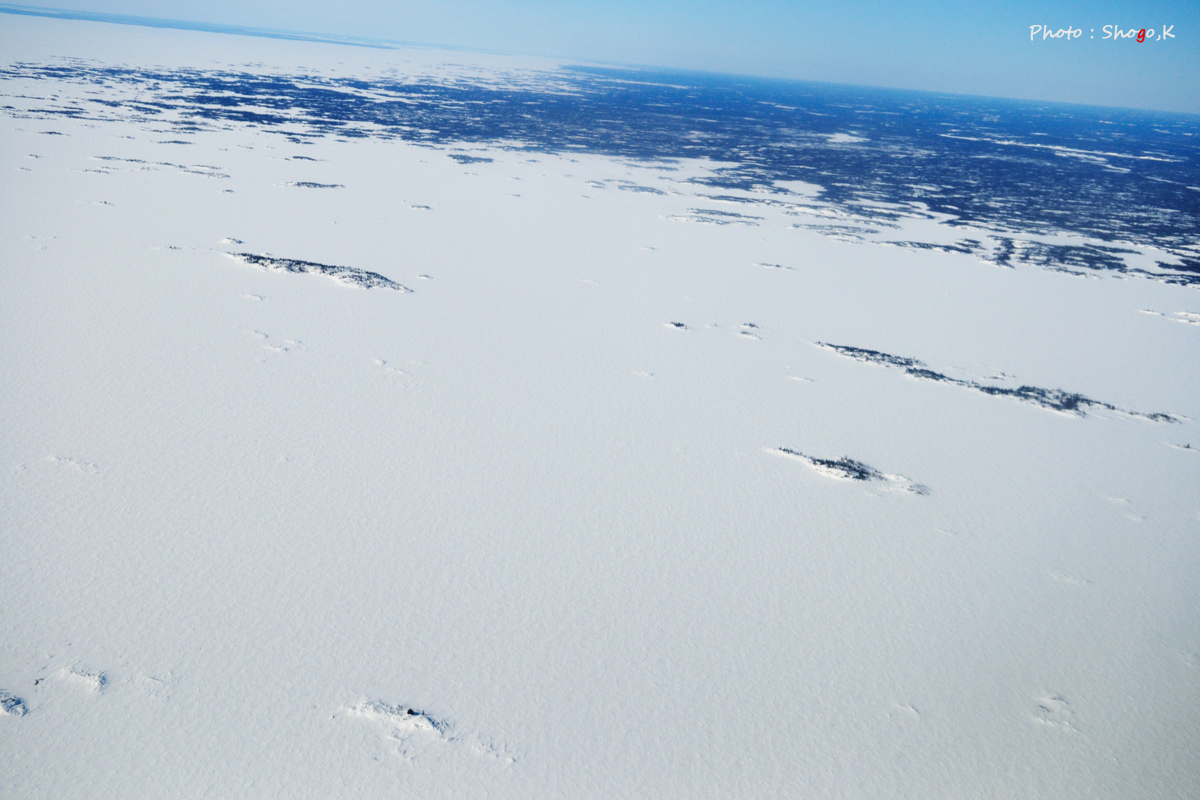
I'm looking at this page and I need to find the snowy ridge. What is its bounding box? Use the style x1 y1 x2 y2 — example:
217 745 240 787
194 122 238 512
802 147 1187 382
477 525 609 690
341 699 516 765
345 700 450 738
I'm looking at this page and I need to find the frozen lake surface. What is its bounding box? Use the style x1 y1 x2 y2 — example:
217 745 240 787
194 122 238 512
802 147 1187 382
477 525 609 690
2 14 1198 799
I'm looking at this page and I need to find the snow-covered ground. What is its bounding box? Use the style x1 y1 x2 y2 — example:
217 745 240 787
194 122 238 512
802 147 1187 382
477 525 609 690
2 15 1198 799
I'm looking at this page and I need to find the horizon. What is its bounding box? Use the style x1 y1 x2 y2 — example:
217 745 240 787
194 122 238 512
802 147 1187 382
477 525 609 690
1 1 1197 115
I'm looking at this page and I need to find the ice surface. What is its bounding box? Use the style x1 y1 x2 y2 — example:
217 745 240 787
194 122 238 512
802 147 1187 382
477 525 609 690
2 13 1199 800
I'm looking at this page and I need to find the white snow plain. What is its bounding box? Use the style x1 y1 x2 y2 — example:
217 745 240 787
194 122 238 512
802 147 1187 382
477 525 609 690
2 15 1199 799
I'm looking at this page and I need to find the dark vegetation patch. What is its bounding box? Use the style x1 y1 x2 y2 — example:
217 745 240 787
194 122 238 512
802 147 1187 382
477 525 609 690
817 342 1179 421
229 252 411 291
448 153 493 164
3 60 1197 283
778 448 881 481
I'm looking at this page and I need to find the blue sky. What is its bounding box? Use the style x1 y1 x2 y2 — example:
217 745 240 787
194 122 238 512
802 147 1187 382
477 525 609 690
4 1 1198 113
